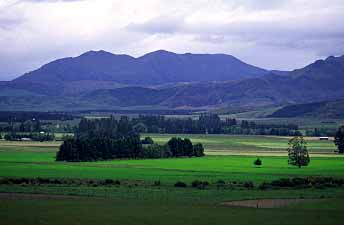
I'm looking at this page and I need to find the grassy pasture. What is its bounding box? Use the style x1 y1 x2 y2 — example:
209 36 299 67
0 135 343 184
1 134 344 225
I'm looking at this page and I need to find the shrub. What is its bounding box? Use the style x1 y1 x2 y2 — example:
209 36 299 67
141 137 154 145
174 181 187 188
153 180 161 186
191 180 209 189
254 158 262 166
104 179 114 185
216 180 226 185
191 180 201 188
243 181 254 189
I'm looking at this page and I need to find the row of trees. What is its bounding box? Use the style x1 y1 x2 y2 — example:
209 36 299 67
131 114 300 136
56 117 204 162
0 119 42 133
3 132 55 142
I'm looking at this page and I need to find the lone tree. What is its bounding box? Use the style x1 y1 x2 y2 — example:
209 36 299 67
334 126 344 153
287 136 310 168
254 158 262 166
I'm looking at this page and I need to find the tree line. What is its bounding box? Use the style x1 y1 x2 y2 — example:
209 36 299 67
56 117 204 162
3 132 55 142
131 114 301 136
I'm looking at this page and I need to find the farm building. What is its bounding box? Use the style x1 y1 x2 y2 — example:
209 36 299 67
319 137 329 141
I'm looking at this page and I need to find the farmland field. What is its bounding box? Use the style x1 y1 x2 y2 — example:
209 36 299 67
1 134 344 225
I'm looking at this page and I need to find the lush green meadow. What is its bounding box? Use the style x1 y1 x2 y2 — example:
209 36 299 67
1 134 344 225
0 135 342 184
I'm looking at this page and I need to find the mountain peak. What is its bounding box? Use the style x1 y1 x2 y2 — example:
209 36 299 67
79 50 115 57
140 49 177 58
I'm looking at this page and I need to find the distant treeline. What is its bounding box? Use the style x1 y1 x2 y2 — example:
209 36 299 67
74 109 197 115
56 117 204 162
4 132 55 142
0 111 75 122
131 114 301 136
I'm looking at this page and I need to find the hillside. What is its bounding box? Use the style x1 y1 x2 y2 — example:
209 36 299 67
270 99 344 118
0 53 344 111
13 50 267 90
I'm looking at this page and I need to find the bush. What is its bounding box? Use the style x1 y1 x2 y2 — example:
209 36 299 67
174 181 187 188
260 177 344 190
141 137 154 145
254 158 262 166
191 180 209 189
191 180 202 188
104 179 114 185
153 180 161 186
243 181 254 189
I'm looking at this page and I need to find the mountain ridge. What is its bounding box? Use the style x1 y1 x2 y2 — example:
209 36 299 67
1 51 344 111
13 50 268 88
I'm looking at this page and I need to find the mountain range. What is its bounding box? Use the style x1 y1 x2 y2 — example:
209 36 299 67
0 50 343 112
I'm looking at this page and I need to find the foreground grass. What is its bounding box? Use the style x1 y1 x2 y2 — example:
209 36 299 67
1 186 344 225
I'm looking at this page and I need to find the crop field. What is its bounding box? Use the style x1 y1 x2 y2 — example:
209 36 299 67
1 134 344 225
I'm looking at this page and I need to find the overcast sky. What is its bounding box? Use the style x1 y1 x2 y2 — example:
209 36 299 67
0 0 343 80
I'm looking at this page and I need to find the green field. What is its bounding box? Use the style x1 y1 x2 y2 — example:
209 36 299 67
0 135 342 184
1 134 344 225
147 134 338 154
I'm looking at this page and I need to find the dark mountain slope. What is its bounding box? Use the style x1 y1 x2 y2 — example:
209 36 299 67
1 53 343 111
13 50 267 88
270 99 344 118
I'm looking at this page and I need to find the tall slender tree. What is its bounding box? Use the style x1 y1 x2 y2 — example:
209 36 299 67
287 136 310 168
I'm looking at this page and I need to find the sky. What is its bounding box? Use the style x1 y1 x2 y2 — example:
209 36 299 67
0 0 343 80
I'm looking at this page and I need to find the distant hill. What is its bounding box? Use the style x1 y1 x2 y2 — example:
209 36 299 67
1 52 344 111
12 50 267 95
269 99 344 118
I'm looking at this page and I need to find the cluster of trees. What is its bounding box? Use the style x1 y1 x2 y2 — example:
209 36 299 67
0 111 74 122
4 132 55 142
56 117 204 162
131 114 301 136
0 119 42 133
305 128 337 137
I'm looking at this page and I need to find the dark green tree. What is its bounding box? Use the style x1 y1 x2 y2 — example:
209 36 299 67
334 126 344 153
141 136 154 145
287 136 310 168
254 158 262 166
193 143 205 157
